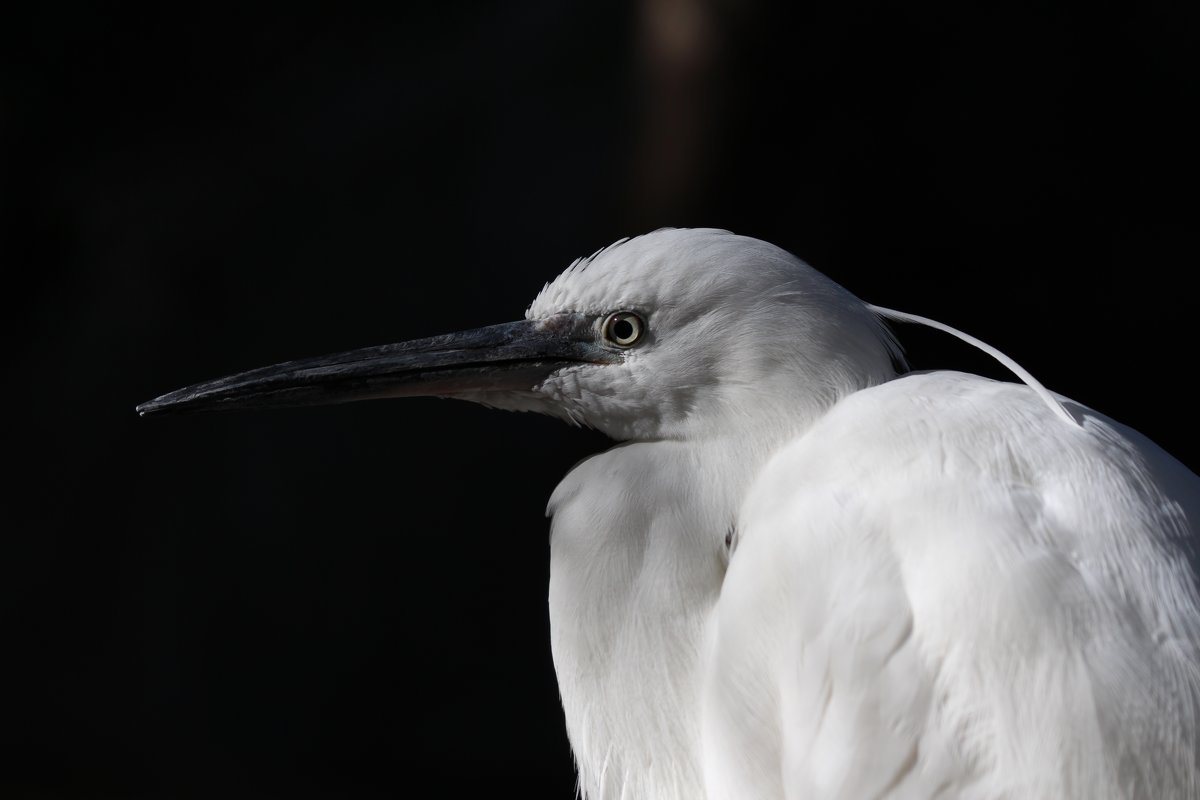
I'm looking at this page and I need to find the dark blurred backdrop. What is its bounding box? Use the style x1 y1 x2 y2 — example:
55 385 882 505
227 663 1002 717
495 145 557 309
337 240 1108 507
5 2 1198 798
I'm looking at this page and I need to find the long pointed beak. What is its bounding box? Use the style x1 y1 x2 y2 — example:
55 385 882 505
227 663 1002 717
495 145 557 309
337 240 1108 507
137 314 609 417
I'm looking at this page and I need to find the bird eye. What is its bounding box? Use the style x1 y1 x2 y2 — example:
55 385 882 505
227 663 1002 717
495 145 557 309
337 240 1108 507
602 311 645 348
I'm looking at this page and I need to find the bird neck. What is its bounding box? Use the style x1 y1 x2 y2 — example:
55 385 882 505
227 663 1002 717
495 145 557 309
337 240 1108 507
546 424 804 799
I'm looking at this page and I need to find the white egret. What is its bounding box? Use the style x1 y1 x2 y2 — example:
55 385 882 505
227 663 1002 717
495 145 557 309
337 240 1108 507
139 228 1200 799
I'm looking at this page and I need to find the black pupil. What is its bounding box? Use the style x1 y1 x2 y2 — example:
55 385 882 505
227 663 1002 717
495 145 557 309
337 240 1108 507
612 318 635 341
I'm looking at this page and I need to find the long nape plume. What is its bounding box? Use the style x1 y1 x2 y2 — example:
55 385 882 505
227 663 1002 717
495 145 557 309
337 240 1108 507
868 304 1080 427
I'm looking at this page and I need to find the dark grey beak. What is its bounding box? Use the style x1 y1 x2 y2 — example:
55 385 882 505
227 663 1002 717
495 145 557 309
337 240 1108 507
137 314 609 417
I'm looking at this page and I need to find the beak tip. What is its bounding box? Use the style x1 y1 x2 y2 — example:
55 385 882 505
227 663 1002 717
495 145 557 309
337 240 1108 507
137 392 183 418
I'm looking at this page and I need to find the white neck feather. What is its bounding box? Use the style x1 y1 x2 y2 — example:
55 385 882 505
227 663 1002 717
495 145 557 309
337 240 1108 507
546 423 823 799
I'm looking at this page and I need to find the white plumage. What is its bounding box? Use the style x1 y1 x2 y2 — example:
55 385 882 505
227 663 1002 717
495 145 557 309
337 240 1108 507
528 229 1200 798
140 227 1200 799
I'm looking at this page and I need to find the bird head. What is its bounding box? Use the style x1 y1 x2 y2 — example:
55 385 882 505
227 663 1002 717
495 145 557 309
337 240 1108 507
138 228 901 441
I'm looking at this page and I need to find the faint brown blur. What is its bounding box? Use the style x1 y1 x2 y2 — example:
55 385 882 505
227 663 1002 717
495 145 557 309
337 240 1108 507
627 0 751 227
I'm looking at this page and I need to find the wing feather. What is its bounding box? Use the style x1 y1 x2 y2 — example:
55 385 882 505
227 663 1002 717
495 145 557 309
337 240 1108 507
703 372 1200 800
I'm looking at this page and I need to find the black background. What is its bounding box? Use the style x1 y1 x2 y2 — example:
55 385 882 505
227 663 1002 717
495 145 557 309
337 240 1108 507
5 2 1198 798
